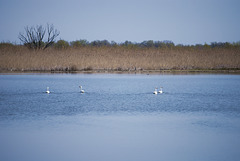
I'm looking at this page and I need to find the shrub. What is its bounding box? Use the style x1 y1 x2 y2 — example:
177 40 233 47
70 39 89 47
54 40 70 49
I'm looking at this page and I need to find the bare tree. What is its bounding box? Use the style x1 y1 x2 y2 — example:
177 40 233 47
18 24 60 50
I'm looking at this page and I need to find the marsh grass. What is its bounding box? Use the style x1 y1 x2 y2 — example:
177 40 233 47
0 45 240 72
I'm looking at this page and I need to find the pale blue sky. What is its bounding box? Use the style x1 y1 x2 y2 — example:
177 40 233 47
0 0 239 45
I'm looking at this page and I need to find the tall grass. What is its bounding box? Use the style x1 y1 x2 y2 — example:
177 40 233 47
0 44 240 72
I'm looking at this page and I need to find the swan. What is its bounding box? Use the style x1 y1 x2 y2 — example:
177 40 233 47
153 88 158 94
79 86 85 93
158 87 163 94
46 87 50 94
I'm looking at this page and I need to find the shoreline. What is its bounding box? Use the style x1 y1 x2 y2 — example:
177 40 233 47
1 69 240 74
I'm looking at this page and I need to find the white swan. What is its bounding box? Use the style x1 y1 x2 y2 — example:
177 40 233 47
153 88 158 94
158 87 163 94
46 87 50 94
79 86 85 93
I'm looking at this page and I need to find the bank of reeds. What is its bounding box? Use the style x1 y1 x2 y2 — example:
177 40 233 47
0 44 240 72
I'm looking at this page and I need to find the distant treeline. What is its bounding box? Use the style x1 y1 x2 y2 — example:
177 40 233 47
54 40 240 49
1 40 240 49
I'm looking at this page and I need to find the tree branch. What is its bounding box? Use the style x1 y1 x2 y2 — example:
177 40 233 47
18 24 60 50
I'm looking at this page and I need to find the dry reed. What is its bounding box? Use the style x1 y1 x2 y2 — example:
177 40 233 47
0 45 240 72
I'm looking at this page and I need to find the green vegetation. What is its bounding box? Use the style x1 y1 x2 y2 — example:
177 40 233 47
0 40 240 73
54 40 70 49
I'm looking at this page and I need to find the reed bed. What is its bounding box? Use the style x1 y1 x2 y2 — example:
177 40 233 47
0 45 240 72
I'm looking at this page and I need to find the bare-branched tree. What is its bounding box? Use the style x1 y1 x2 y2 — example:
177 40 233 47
18 24 60 50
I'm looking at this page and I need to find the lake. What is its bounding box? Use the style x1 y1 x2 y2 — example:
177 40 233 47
0 73 240 161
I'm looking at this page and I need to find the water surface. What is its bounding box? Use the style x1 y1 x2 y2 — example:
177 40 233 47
0 73 240 161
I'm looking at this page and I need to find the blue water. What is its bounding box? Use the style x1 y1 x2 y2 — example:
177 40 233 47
0 73 240 161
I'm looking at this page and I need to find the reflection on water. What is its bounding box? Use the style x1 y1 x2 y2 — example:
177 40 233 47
0 73 240 161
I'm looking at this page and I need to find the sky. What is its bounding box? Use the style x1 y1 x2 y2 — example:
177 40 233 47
0 0 240 45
